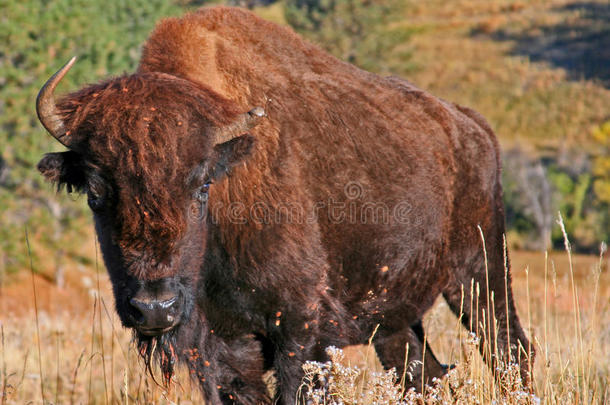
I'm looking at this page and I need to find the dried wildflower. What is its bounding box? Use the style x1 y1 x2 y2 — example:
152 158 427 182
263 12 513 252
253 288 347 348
298 346 537 405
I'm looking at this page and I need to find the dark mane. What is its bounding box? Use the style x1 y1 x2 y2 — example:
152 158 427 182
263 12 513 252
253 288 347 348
57 73 241 268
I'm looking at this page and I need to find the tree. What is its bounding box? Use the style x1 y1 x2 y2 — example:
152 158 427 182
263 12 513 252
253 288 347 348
592 122 610 203
502 148 553 250
591 121 610 243
284 0 413 74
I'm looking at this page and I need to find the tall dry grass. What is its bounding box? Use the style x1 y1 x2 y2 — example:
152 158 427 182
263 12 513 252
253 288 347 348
0 217 608 404
300 215 609 404
0 232 202 404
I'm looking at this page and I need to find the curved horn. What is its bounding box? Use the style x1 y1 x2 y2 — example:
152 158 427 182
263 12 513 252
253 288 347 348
213 107 265 146
36 56 76 148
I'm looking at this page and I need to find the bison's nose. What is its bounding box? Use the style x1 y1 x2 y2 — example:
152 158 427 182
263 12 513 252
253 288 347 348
129 295 180 335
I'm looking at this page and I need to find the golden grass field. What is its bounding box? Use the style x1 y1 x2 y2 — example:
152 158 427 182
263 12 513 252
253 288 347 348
0 228 607 404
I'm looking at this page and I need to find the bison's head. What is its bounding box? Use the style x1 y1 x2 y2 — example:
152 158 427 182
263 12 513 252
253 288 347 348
36 58 264 342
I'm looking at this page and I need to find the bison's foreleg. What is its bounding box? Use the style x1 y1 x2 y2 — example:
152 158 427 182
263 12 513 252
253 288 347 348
266 311 323 405
216 335 271 405
182 331 270 404
214 336 272 404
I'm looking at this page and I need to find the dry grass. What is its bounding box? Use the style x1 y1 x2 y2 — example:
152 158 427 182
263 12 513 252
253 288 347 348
0 236 204 404
0 303 204 404
0 224 608 404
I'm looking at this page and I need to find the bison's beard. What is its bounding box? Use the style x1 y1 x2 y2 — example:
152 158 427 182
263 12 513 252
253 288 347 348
136 332 178 386
133 290 194 387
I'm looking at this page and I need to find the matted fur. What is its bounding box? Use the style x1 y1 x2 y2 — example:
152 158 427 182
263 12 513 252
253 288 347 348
55 72 241 276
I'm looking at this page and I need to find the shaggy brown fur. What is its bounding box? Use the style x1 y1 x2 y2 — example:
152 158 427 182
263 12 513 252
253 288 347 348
52 73 243 276
37 6 534 405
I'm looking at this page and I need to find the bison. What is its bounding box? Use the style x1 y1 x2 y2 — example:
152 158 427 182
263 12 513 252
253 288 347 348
36 6 534 404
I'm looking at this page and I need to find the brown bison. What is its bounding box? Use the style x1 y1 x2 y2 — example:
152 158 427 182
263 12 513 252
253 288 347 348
36 6 534 404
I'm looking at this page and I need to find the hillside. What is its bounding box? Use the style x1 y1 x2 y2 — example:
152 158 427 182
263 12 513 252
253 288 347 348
403 0 610 149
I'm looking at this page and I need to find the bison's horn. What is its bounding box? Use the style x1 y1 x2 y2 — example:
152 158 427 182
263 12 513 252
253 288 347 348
213 107 265 146
36 56 76 148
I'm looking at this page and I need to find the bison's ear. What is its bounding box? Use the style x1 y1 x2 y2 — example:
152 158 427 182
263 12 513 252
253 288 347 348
212 107 265 146
37 151 88 193
209 134 256 180
207 107 264 180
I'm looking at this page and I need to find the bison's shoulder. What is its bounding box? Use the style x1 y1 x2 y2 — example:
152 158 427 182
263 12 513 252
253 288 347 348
138 7 338 100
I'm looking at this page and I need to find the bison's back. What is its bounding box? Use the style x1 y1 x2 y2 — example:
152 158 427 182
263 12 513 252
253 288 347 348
140 7 503 313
